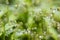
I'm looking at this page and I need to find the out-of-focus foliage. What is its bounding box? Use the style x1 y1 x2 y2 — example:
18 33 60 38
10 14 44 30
0 0 60 40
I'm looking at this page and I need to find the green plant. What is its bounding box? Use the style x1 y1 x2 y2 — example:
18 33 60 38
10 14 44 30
0 0 60 40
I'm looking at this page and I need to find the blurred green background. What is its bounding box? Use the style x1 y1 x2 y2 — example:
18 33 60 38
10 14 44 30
0 0 60 40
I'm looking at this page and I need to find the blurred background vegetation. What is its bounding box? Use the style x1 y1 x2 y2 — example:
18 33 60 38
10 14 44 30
0 0 60 40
